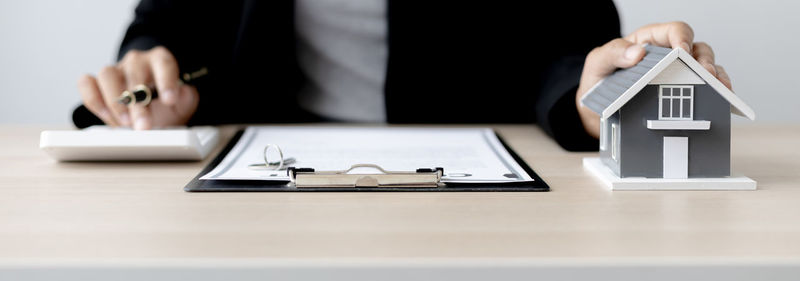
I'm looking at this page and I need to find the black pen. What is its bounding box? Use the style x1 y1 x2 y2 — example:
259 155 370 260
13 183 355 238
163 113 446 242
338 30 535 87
117 67 208 106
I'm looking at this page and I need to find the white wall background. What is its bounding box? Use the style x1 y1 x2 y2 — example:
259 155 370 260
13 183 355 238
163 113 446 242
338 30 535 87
0 0 798 125
0 0 139 125
615 0 800 124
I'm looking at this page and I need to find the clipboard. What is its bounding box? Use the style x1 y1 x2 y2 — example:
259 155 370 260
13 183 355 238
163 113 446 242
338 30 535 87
184 130 549 192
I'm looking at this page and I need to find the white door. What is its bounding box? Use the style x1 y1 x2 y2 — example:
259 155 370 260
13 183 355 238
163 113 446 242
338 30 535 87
663 137 688 179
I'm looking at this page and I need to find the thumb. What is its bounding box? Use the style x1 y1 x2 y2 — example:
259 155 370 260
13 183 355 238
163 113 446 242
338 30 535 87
580 39 645 91
575 39 645 138
173 85 199 121
149 85 199 128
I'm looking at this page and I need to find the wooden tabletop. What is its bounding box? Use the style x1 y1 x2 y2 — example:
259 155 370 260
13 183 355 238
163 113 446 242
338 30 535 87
1 124 799 263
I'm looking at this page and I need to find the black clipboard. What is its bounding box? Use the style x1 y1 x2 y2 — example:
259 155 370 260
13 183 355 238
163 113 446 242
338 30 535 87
184 130 549 192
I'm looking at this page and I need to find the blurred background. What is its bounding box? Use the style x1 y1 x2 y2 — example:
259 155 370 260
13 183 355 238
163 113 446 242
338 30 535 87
0 0 797 125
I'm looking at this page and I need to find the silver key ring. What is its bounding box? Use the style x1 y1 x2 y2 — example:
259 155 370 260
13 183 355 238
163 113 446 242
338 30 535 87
263 144 284 171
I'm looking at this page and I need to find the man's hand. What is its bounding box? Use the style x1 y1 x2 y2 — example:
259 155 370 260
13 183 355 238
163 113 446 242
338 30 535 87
576 22 733 138
77 46 199 130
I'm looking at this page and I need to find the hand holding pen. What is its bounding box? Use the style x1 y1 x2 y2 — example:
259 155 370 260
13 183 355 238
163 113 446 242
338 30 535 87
117 67 208 106
77 46 202 130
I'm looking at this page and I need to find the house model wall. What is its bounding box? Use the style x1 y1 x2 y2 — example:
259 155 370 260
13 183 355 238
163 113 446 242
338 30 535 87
581 45 755 179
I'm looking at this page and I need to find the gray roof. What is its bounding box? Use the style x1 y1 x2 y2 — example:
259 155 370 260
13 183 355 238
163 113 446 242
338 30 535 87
581 45 673 115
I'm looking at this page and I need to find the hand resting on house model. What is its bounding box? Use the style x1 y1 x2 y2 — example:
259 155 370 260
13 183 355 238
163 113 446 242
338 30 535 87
576 21 734 139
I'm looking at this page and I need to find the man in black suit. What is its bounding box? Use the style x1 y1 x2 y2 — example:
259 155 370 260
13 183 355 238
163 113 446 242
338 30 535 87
75 1 731 151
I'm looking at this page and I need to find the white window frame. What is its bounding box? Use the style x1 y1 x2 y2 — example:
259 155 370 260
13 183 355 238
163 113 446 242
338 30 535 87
658 85 694 121
611 123 619 162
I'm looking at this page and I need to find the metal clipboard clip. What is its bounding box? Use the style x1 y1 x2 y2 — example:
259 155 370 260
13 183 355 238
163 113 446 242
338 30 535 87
287 164 444 188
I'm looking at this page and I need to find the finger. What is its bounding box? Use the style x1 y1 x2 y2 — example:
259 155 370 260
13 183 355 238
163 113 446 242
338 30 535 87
122 51 152 91
77 74 118 126
149 85 199 128
580 39 645 88
149 47 180 105
122 52 155 130
716 64 733 90
692 42 717 76
625 21 694 52
97 66 131 127
129 103 153 130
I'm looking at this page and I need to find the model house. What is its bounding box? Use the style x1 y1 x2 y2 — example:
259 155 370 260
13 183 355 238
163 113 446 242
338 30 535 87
581 45 755 179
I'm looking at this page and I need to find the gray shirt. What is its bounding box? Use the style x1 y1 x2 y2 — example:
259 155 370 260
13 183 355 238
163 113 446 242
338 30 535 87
295 0 388 122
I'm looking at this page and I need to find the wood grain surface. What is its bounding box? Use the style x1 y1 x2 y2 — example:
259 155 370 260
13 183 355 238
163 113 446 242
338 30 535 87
1 124 798 260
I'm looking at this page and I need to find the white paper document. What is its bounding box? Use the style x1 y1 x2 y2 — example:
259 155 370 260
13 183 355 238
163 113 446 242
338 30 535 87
201 126 533 183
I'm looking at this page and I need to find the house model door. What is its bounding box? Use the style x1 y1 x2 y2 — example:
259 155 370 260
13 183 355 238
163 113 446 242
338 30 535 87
663 136 688 178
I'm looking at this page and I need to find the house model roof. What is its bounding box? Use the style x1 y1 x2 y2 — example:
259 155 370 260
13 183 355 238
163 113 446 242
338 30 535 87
580 45 755 120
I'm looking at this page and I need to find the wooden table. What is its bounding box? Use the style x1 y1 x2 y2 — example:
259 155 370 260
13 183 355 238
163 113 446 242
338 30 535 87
1 124 799 280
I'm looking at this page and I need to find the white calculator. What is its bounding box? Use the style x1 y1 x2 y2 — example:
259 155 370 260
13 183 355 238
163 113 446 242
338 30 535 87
39 126 220 161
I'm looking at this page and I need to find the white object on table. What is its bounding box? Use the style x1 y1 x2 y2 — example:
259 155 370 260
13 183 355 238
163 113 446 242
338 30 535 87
39 126 219 161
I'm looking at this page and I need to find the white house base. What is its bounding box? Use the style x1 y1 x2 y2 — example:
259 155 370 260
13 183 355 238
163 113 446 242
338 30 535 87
582 157 756 191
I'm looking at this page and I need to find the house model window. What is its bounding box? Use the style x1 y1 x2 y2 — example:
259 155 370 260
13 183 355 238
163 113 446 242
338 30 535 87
611 123 618 162
659 85 693 120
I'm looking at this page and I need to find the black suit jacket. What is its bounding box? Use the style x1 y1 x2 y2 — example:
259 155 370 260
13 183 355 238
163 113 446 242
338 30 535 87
73 1 621 151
